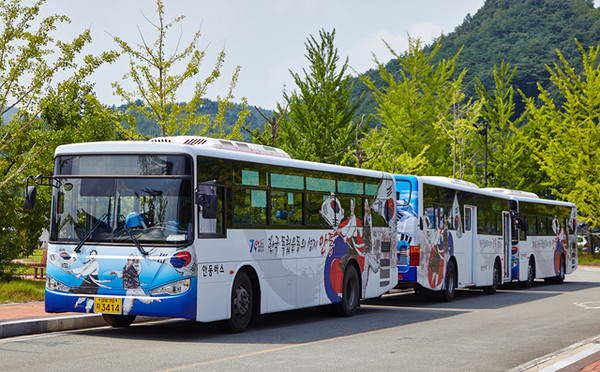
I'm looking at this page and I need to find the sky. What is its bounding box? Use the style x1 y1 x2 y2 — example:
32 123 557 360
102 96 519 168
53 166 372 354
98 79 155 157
38 0 490 110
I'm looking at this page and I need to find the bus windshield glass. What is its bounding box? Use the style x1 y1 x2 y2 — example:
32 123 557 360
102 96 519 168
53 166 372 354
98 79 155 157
50 155 193 245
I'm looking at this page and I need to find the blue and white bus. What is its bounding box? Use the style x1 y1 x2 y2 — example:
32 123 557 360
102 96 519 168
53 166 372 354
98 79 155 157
394 175 577 301
28 137 398 332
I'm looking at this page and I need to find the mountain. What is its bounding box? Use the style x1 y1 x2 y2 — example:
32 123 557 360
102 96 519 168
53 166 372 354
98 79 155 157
351 0 600 121
119 100 272 139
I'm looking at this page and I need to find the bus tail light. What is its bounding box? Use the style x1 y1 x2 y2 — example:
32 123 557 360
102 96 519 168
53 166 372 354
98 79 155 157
410 246 420 266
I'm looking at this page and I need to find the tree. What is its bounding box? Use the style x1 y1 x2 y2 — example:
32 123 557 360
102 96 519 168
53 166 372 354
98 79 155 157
474 61 530 189
0 0 118 189
0 0 119 280
277 29 362 164
435 69 483 180
244 105 287 147
360 37 461 175
524 40 600 227
112 0 249 139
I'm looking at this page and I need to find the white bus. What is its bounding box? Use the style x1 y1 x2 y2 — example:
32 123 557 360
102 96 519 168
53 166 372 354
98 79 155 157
395 175 577 301
29 137 398 332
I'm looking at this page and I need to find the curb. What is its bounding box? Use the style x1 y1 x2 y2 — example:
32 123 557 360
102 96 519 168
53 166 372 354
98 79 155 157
508 335 600 371
0 314 160 339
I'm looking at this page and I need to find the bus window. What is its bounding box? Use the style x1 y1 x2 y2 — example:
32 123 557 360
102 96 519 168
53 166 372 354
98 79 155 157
271 191 303 226
338 180 363 195
306 176 335 192
527 215 537 235
271 172 303 190
306 193 329 226
233 188 267 225
538 216 547 235
198 183 225 236
464 208 472 231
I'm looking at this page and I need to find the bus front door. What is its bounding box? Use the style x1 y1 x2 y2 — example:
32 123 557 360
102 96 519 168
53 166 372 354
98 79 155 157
502 211 512 281
464 205 476 285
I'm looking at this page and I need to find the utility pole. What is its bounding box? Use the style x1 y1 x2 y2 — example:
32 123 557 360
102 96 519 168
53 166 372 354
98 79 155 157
475 121 490 187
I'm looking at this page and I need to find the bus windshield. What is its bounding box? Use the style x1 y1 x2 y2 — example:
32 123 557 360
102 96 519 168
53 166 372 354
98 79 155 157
50 155 193 246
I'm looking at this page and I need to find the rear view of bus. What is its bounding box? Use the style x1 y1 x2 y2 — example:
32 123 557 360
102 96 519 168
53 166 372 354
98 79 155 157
45 145 196 327
395 176 420 287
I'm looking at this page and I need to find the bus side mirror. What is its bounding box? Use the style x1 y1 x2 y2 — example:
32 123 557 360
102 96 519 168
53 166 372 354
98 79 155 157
516 218 528 232
24 186 37 210
196 192 218 219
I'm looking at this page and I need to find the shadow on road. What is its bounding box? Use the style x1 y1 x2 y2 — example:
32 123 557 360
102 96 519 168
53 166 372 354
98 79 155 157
367 279 599 310
74 279 599 345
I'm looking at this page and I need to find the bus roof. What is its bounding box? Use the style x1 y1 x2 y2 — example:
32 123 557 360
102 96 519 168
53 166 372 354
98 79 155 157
54 138 392 180
394 174 575 209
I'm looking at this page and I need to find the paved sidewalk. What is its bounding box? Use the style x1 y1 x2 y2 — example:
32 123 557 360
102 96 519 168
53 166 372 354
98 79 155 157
510 335 600 371
0 301 160 339
0 301 106 338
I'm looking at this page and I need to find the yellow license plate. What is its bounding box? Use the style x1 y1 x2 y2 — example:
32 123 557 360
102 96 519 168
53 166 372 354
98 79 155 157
94 297 122 314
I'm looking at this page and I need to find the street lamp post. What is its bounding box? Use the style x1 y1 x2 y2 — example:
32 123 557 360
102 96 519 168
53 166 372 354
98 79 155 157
475 121 490 187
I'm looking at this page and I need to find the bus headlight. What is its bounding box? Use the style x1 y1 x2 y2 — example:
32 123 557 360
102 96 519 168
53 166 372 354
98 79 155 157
149 278 191 296
46 276 70 292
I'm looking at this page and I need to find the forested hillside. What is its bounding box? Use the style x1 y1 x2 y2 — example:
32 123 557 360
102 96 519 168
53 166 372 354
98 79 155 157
352 0 600 121
121 99 271 139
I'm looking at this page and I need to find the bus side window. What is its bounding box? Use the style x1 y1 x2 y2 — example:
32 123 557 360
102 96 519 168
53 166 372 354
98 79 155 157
233 188 267 225
271 191 303 226
464 208 471 231
527 215 537 235
198 184 225 237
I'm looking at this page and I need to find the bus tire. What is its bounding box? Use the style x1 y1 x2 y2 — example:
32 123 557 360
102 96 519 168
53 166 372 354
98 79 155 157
554 255 565 284
441 260 456 302
102 314 136 327
521 257 535 289
222 270 253 333
335 264 360 317
484 260 501 294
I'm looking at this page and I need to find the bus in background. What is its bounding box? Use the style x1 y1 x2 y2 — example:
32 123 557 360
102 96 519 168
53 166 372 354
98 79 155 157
26 136 397 332
394 175 577 301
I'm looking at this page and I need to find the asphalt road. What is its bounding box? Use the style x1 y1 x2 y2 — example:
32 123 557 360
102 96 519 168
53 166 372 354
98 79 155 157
1 268 599 372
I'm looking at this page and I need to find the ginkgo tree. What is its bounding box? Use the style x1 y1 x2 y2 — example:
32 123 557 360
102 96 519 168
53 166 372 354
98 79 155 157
112 0 249 139
0 0 122 279
361 37 462 176
524 40 600 227
474 61 531 190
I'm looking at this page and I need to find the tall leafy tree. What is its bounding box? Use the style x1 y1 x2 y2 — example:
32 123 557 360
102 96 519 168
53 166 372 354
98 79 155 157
524 40 600 227
435 69 483 180
475 61 530 189
112 0 249 139
360 37 461 175
0 0 117 189
277 29 362 164
0 0 119 280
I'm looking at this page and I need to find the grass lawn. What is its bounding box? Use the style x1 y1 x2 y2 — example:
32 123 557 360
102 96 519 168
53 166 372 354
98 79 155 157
578 253 600 266
12 248 46 276
0 278 45 304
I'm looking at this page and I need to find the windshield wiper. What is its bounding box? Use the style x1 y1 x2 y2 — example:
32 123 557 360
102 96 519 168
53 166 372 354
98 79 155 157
74 213 108 253
124 229 148 256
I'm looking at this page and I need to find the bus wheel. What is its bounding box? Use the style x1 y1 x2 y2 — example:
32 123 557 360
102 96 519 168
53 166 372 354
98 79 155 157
222 271 253 333
102 314 136 327
484 261 501 294
441 260 456 302
521 258 535 289
554 255 565 284
335 264 360 317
